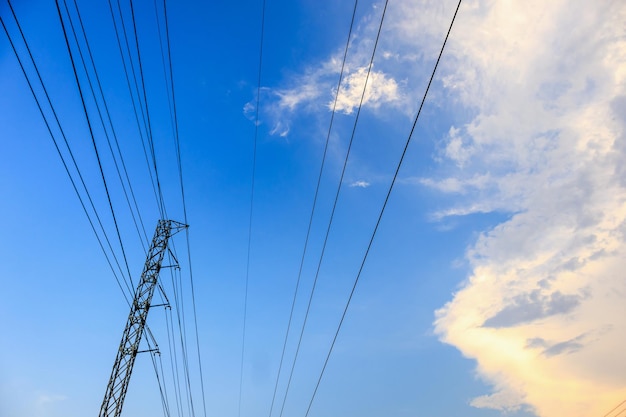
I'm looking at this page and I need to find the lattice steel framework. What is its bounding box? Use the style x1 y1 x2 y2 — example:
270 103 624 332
99 219 187 417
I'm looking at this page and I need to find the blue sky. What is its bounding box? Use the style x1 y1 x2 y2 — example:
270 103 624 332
1 1 625 417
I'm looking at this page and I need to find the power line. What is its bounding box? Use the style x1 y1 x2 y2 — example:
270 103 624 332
239 1 267 416
4 11 171 402
143 330 171 417
277 1 390 415
106 0 162 216
154 351 173 417
160 0 209 414
164 303 185 417
302 2 463 415
6 3 199 416
128 0 168 219
62 0 150 251
603 400 626 417
2 0 135 302
61 5 196 416
56 7 183 412
266 2 359 417
55 0 136 289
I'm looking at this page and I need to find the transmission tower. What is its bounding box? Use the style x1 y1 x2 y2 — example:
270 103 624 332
99 219 187 417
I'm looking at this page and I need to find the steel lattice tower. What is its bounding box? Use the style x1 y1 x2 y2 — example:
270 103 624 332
99 219 187 417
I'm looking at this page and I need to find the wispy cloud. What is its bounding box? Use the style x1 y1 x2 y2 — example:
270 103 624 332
245 3 409 138
349 180 371 188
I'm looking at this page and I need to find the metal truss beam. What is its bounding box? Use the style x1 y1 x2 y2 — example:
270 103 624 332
99 219 187 417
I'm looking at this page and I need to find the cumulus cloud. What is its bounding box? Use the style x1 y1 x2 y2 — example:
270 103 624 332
417 0 626 416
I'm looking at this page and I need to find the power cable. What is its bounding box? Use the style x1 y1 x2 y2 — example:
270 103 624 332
129 0 168 218
6 4 192 415
152 0 175 138
144 334 171 417
55 0 137 292
604 401 626 417
2 0 135 301
63 4 182 410
165 303 185 417
239 1 267 416
5 2 169 377
155 352 173 417
62 0 150 251
302 2 463 415
160 0 209 415
277 1 390 415
168 250 196 417
266 2 359 417
71 0 151 247
106 0 162 215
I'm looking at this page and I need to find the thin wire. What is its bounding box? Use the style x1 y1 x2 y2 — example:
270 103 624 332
129 0 168 218
146 339 171 417
169 253 196 417
3 0 134 301
55 0 136 290
277 2 389 415
303 2 463 415
153 0 175 137
165 304 185 417
157 352 173 417
106 0 162 214
161 0 209 415
64 0 150 251
239 1 266 416
266 2 359 417
62 3 177 406
4 9 164 363
166 240 196 417
5 9 179 414
604 401 626 417
73 0 151 247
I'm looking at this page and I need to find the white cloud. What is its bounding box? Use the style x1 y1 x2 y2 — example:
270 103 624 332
350 180 370 188
470 388 527 412
443 126 474 167
332 66 400 114
275 81 324 112
247 3 407 137
417 0 626 415
418 173 491 194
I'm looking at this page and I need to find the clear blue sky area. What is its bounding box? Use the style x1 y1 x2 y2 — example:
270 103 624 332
1 1 625 417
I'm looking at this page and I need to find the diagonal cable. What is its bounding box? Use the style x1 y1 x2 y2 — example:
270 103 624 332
54 0 136 288
266 2 359 417
302 2 463 415
277 2 390 416
239 1 266 416
3 0 134 300
160 0 209 415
